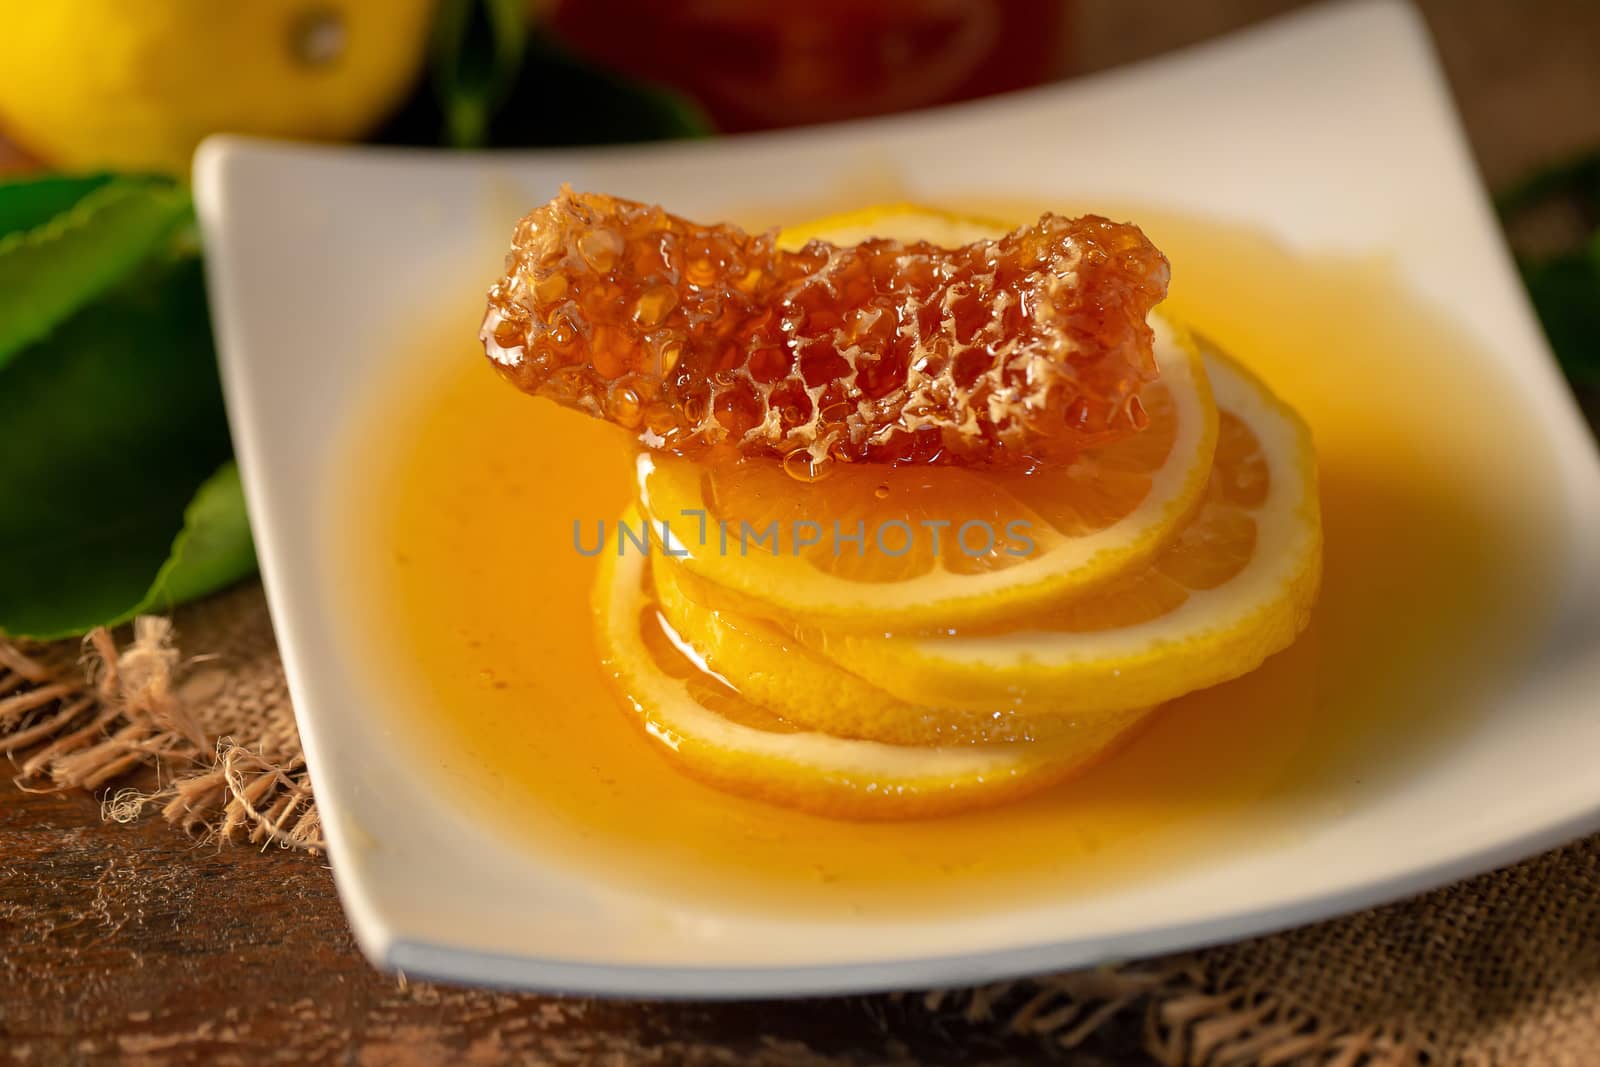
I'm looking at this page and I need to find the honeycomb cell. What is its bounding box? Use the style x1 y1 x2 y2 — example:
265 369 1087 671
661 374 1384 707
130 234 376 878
481 188 1170 466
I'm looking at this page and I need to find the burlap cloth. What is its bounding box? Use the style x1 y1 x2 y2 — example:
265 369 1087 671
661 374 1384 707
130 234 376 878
3 582 1597 1066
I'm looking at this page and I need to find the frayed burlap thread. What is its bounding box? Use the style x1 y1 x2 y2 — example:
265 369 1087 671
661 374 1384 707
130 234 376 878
3 580 1598 1065
2 583 321 850
891 834 1600 1066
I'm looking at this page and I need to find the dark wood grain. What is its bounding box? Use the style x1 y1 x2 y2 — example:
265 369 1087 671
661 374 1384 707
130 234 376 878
0 785 1152 1066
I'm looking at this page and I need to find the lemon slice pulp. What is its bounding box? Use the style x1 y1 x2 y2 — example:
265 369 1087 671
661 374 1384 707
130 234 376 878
810 344 1323 713
595 530 1149 819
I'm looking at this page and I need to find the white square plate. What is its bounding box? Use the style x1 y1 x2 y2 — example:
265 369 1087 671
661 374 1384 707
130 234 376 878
196 0 1600 996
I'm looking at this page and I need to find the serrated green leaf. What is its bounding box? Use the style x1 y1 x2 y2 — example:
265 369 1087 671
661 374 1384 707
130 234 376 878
0 256 249 640
0 172 115 239
0 178 192 371
136 460 256 618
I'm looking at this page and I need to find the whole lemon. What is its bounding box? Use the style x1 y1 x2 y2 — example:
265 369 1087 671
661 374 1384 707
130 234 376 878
0 1 436 175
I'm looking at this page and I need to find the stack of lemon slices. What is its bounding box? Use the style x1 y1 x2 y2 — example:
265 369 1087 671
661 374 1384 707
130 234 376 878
594 207 1322 819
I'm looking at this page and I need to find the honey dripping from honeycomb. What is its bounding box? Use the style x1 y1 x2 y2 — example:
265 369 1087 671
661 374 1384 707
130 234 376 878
481 188 1170 469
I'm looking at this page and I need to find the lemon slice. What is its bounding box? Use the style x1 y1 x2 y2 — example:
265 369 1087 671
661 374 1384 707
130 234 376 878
774 202 1019 249
594 524 1149 819
639 312 1217 633
650 551 1096 745
811 343 1322 713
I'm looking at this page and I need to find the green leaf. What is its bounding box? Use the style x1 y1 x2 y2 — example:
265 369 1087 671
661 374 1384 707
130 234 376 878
138 461 257 616
0 256 250 640
0 172 115 239
502 32 714 145
431 0 529 148
376 20 712 148
1520 239 1600 388
1500 150 1600 391
1497 151 1600 221
0 178 192 372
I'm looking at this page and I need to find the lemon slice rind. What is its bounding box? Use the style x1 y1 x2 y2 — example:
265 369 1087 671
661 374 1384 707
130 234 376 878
595 529 1149 818
813 346 1322 713
639 313 1218 632
650 550 1120 745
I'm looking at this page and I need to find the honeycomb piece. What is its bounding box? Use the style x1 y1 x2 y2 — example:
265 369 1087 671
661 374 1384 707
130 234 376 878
481 187 1170 468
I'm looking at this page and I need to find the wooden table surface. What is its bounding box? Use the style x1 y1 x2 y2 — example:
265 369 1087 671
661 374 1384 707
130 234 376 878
2 785 1150 1066
4 2 1598 1065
